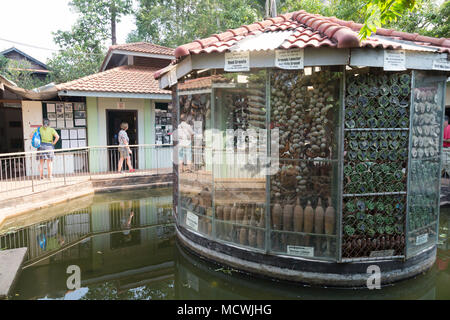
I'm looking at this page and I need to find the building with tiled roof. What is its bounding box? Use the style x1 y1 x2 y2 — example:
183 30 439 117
156 10 450 86
52 42 175 165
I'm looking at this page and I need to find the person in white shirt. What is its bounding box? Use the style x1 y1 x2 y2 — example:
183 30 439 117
176 114 194 172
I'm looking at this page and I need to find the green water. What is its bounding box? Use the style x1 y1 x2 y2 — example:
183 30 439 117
1 188 448 300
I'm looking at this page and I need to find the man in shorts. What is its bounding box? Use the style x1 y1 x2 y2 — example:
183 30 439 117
31 119 59 180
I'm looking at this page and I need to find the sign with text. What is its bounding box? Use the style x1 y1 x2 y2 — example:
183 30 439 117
275 49 304 69
168 67 178 86
287 245 314 257
432 58 450 71
224 51 250 72
384 50 406 71
416 233 428 246
186 211 199 232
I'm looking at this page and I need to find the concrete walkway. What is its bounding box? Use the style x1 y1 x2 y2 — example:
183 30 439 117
0 247 27 299
0 168 172 202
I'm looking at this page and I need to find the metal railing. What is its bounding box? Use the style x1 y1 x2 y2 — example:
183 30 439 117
0 144 173 200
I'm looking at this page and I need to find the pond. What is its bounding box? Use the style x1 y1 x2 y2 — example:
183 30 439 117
0 188 448 300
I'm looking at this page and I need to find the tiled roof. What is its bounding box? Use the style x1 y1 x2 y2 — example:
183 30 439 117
173 10 450 59
178 75 227 91
57 65 170 95
109 42 175 56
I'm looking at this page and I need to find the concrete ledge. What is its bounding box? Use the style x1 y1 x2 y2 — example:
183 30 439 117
0 174 173 227
0 248 28 299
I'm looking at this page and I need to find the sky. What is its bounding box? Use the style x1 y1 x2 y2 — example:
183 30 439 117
0 0 137 65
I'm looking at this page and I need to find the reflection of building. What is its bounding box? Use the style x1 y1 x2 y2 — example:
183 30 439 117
157 10 450 287
1 189 174 299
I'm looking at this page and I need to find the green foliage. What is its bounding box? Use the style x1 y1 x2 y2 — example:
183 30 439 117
359 0 417 39
47 47 104 84
0 58 50 89
47 0 132 84
127 0 261 48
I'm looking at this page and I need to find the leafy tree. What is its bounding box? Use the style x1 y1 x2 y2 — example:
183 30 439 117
0 58 49 89
127 0 261 48
47 0 132 84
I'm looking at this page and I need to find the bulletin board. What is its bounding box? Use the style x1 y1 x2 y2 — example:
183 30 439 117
43 102 88 150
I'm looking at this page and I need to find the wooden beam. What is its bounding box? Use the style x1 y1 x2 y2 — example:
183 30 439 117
0 99 22 104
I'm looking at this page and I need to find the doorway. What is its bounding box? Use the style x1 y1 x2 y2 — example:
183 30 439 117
106 110 138 171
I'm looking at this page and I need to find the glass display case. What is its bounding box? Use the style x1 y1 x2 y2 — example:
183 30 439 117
173 66 447 270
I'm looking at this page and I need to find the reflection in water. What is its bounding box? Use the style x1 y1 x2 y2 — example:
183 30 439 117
1 189 449 300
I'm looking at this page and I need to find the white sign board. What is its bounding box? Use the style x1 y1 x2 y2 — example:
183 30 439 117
432 58 450 71
384 50 406 71
186 211 199 231
287 245 314 257
224 51 250 72
416 233 428 246
275 49 304 69
168 67 178 86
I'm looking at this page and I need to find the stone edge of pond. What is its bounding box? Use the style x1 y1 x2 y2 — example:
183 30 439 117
0 174 173 227
0 247 28 300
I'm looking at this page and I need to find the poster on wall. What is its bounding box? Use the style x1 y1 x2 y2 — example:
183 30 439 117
56 103 64 114
65 120 74 128
47 104 56 113
47 112 56 120
75 119 86 126
62 140 70 149
78 140 86 147
57 119 65 128
64 103 73 113
74 103 86 111
74 111 86 119
70 129 78 140
61 129 69 140
77 128 86 139
50 120 57 128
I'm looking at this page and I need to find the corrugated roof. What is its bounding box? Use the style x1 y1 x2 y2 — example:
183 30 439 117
57 65 170 95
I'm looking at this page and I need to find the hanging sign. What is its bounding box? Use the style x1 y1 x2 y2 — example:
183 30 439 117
275 49 304 69
117 102 125 109
168 67 178 86
287 245 314 257
416 233 428 246
186 211 199 231
383 50 406 71
432 58 450 71
224 51 250 72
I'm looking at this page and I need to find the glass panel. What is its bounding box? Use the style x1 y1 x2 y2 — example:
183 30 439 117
342 70 411 259
211 70 268 250
406 71 446 258
269 67 342 259
177 78 213 237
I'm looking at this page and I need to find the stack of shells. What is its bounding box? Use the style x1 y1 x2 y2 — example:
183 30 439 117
411 88 442 159
179 93 211 129
271 197 335 255
408 88 442 239
342 71 411 258
224 88 266 131
215 203 266 249
270 70 337 207
342 196 406 258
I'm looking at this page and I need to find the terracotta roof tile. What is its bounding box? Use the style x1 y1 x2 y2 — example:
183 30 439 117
171 9 450 60
109 42 175 56
57 65 170 95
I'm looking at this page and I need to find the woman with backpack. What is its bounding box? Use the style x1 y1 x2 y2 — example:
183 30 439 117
30 119 60 180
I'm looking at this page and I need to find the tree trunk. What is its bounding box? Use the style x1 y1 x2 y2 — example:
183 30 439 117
111 4 117 45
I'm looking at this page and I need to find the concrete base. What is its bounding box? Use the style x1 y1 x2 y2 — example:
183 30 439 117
0 248 27 299
177 225 436 288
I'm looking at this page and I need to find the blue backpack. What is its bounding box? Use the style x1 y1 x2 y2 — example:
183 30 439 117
32 127 41 148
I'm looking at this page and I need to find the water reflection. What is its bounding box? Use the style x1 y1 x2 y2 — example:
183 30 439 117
1 189 449 300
